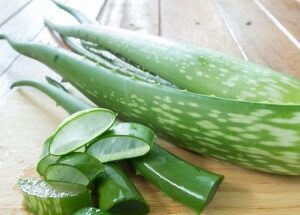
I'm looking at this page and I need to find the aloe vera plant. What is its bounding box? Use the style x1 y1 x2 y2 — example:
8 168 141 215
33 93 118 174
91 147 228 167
3 32 300 175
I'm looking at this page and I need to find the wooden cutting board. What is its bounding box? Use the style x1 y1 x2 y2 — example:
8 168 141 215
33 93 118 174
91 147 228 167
1 87 300 215
0 0 299 214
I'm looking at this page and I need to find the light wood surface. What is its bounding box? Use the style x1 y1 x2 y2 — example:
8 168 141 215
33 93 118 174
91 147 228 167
0 0 299 214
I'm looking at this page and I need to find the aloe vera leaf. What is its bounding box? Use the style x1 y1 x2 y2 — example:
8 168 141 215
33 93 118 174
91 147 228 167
97 163 149 215
4 38 300 175
44 20 300 104
74 207 112 215
19 178 92 215
49 108 116 155
131 144 223 214
12 79 223 212
86 123 155 162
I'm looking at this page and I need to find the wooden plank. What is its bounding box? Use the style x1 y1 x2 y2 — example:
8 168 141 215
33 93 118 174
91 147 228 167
0 0 31 26
160 0 241 57
97 0 159 35
260 0 300 42
215 0 300 77
1 1 300 215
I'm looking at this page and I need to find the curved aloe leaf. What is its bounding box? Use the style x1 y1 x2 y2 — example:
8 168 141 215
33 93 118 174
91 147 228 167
2 37 300 175
19 178 91 215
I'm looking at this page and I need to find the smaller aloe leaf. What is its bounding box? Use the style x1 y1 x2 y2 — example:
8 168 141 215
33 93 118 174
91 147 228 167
49 108 116 155
86 123 155 163
19 178 91 215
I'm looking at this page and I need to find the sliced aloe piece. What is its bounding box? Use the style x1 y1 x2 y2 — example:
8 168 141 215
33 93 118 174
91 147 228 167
37 136 60 176
37 155 60 176
45 152 104 186
97 163 149 215
74 207 112 215
86 123 155 162
50 108 116 155
19 178 91 215
45 164 89 186
37 136 86 176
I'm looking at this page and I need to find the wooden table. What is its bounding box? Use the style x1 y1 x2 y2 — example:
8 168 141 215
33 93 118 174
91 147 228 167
0 0 299 214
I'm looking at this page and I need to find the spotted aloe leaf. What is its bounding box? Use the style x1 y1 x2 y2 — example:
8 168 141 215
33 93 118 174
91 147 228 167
1 34 300 175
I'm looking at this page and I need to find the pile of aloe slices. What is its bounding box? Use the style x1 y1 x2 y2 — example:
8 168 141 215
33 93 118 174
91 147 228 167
19 108 155 215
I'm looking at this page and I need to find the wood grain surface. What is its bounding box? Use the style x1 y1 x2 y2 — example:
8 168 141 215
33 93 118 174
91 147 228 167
0 0 299 214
